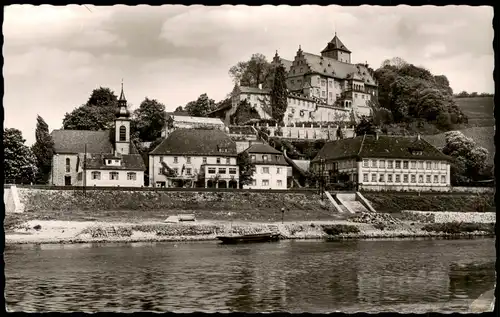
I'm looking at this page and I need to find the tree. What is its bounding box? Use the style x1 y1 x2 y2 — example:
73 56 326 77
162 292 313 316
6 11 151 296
131 98 167 142
31 115 54 184
230 99 260 125
442 131 489 183
184 93 216 117
174 106 184 112
237 151 255 188
4 128 38 184
270 64 288 124
456 91 469 98
62 87 119 130
229 53 272 88
381 57 408 69
374 61 466 130
355 116 377 136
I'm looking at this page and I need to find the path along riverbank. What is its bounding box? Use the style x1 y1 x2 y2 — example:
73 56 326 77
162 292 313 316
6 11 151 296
5 218 495 245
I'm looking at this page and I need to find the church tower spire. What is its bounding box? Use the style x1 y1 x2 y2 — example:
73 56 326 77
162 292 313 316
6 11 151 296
115 80 131 155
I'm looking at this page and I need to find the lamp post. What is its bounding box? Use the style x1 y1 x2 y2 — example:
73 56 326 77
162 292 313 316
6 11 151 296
281 207 285 224
320 158 325 200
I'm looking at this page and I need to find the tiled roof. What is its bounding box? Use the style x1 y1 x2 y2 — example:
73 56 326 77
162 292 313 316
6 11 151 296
245 143 282 154
150 129 237 156
302 52 377 86
166 110 190 117
321 35 352 53
312 135 452 162
169 115 225 125
51 130 114 154
280 58 293 72
292 159 310 172
77 153 146 171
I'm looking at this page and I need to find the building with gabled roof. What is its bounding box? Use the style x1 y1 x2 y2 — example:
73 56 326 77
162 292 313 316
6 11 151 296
49 83 146 187
310 134 453 192
243 143 289 190
161 114 226 138
149 129 239 188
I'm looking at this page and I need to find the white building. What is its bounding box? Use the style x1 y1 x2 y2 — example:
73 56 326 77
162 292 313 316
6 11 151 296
310 134 453 192
243 143 289 190
161 114 226 138
149 129 239 188
49 84 146 187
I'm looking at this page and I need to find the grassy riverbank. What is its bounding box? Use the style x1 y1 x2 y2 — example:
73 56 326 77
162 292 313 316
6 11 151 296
5 218 495 245
362 192 495 213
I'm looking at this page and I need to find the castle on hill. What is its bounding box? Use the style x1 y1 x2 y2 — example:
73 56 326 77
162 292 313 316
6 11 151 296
209 33 379 126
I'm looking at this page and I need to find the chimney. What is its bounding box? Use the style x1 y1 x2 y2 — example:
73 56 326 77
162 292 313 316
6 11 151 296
258 83 263 90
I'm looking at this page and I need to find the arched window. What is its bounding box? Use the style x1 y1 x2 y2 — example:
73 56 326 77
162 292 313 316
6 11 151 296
65 158 70 173
119 125 126 141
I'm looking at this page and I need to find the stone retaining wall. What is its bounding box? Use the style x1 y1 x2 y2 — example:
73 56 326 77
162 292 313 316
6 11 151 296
401 210 496 223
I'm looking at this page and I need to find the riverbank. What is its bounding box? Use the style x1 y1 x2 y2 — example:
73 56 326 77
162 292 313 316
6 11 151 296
5 219 495 245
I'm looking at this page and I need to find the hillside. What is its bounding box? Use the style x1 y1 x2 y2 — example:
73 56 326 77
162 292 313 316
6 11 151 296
454 96 495 127
424 126 495 165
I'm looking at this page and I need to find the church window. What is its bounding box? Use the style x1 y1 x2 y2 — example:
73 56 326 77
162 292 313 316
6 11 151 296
65 158 71 173
127 172 136 181
119 125 126 141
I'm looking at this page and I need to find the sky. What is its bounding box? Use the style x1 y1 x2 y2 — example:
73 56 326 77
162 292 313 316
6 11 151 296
4 5 494 145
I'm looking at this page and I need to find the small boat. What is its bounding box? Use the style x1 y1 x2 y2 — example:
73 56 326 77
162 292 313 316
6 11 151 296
216 232 280 244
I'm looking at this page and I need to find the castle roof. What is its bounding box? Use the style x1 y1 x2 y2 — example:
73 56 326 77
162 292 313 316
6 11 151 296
312 135 453 162
150 129 237 156
301 52 377 86
321 34 352 53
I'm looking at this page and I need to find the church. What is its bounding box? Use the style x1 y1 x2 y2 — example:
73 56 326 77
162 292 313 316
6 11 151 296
49 84 146 187
210 34 378 126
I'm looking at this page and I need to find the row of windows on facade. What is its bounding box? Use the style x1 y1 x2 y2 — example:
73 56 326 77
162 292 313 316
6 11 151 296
159 156 231 165
251 179 283 187
65 157 124 173
250 154 281 162
158 167 238 176
361 159 447 170
362 173 446 184
81 171 137 181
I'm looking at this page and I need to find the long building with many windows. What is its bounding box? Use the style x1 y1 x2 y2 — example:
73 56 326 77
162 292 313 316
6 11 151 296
311 134 453 191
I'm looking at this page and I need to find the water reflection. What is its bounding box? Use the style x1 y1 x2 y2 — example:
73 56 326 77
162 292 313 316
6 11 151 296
5 238 495 313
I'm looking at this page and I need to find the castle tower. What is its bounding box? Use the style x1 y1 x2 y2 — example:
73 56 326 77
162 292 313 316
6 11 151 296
115 81 131 155
321 32 352 63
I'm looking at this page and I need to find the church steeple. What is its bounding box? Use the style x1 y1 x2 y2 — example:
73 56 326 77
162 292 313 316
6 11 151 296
114 80 131 155
116 80 130 119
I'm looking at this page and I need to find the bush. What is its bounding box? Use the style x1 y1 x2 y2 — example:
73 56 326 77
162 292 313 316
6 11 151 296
421 222 495 234
322 224 360 235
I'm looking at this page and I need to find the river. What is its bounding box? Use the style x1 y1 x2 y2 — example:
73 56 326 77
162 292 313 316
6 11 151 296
5 237 495 313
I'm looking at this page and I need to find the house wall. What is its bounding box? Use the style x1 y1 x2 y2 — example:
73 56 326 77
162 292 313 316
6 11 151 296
149 154 238 187
237 89 359 126
50 154 79 186
264 124 355 140
77 169 144 187
358 158 451 190
312 157 451 192
243 164 288 190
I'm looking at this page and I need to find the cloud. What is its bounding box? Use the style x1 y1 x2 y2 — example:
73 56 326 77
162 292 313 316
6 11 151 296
3 5 494 145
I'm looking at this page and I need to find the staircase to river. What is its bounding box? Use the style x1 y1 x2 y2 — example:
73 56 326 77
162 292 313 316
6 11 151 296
325 191 376 214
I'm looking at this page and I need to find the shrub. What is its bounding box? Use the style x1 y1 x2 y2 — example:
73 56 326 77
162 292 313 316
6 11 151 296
421 222 495 234
322 224 360 235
